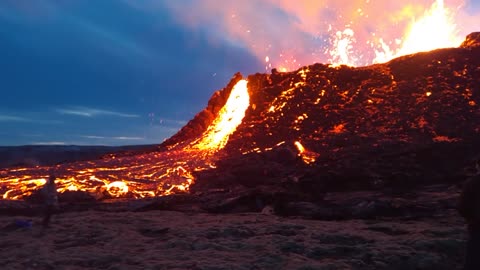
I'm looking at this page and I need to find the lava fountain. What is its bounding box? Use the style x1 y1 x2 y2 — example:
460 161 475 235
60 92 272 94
261 0 466 69
371 0 463 64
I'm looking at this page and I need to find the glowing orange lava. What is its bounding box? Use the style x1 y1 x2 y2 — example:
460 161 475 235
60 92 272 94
373 0 462 64
191 79 250 151
267 0 464 69
0 80 250 200
294 141 319 165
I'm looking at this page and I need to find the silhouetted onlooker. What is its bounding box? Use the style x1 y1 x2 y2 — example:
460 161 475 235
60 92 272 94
40 175 58 227
459 169 480 269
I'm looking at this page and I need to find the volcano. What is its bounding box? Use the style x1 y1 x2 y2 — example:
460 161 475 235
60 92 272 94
1 33 479 201
173 32 480 193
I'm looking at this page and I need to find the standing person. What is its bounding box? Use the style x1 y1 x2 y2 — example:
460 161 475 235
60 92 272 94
40 175 58 228
458 161 480 269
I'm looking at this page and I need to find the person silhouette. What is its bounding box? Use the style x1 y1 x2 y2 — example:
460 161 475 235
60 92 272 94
40 175 58 227
458 161 480 269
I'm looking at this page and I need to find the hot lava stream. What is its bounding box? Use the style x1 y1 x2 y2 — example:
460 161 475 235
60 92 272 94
0 79 250 200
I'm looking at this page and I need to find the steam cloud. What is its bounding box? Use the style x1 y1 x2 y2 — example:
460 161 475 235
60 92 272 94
148 0 479 68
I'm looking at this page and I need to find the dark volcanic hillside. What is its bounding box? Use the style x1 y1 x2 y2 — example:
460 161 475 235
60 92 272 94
190 33 480 192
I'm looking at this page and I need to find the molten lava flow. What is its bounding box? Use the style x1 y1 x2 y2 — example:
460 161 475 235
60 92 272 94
191 79 250 151
0 80 250 200
294 141 319 165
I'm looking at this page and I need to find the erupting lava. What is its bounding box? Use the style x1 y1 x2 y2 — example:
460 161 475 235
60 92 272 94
270 0 464 69
0 80 250 200
191 80 250 151
371 0 462 65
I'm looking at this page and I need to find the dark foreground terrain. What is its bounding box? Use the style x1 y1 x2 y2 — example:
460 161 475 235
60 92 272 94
0 184 468 270
0 210 466 270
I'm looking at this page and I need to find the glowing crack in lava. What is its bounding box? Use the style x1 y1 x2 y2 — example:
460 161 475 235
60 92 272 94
0 80 250 200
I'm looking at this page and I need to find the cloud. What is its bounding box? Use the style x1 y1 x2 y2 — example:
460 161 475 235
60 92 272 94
56 106 139 118
0 112 63 125
112 136 144 140
80 135 145 140
148 116 188 127
167 119 188 126
80 135 106 139
80 135 144 141
32 141 66 145
0 115 29 122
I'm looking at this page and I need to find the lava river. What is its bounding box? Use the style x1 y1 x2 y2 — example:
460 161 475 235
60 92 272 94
0 80 250 200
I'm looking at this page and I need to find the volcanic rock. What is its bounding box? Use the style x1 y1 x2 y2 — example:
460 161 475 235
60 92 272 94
191 32 480 194
460 32 480 48
58 191 97 203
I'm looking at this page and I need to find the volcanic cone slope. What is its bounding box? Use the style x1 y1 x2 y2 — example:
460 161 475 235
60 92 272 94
192 34 480 191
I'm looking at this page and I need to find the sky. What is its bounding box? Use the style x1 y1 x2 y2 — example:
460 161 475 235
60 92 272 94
0 0 479 146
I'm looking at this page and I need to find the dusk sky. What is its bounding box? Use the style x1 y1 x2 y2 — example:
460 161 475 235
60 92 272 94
1 0 479 146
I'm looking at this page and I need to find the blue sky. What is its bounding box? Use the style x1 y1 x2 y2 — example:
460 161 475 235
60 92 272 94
0 0 478 146
0 1 262 146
